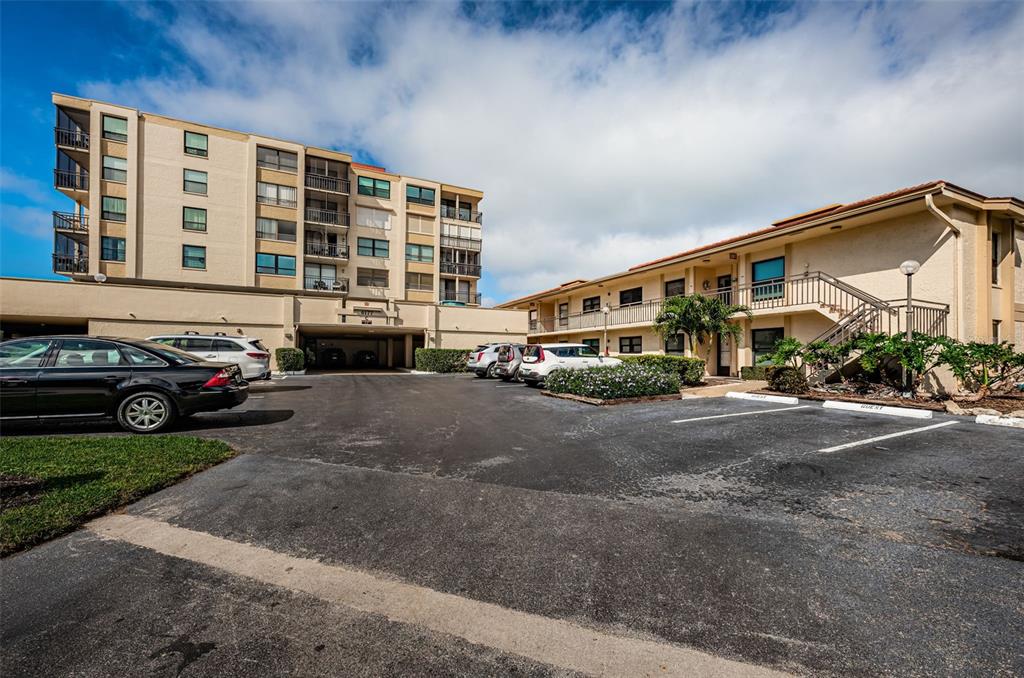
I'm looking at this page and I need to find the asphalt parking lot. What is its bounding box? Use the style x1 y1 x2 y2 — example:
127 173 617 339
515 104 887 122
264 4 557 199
2 374 1022 676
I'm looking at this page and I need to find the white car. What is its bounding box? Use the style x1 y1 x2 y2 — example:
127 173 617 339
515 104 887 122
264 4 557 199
518 343 622 387
147 333 271 380
466 343 503 378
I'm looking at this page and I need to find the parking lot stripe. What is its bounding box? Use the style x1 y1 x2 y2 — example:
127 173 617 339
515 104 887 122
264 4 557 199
817 420 958 453
672 405 809 423
89 514 790 678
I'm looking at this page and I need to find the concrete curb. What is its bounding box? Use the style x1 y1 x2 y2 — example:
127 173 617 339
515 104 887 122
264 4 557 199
975 414 1024 428
726 391 799 405
823 400 932 419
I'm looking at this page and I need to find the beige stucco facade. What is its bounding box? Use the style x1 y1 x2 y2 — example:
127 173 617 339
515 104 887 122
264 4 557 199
500 181 1023 376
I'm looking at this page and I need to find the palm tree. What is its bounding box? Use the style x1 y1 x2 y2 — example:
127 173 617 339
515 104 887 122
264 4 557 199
653 294 752 371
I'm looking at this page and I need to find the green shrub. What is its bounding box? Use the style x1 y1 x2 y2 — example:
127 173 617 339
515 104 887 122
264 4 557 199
740 365 768 380
546 363 681 400
619 354 706 385
415 348 470 373
275 347 304 372
767 365 808 394
768 337 803 368
938 340 1024 396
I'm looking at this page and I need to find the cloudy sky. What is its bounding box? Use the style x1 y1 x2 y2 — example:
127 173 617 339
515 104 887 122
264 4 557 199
1 1 1021 304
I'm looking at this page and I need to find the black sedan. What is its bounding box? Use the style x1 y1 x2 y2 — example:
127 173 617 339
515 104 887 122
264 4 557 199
0 336 248 433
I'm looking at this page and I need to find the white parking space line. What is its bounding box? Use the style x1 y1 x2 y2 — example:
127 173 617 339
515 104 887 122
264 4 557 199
495 385 521 388
672 405 810 423
818 420 958 453
89 515 789 678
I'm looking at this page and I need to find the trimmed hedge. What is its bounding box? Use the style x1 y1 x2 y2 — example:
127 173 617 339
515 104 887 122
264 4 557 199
619 354 705 386
546 364 681 400
275 347 304 372
740 365 768 381
766 366 808 394
415 348 470 373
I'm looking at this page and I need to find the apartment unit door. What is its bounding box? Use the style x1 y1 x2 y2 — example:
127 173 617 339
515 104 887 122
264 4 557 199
716 332 732 377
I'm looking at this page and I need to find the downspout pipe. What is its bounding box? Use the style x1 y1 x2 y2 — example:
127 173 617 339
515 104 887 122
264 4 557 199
924 191 962 340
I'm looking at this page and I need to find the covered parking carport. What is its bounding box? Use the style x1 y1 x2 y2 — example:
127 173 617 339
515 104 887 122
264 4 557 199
297 324 424 370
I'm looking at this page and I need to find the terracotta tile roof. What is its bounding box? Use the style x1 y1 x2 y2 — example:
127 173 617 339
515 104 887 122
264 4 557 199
352 161 388 172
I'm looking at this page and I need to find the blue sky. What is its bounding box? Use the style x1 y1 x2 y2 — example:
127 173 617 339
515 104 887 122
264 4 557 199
2 1 1022 303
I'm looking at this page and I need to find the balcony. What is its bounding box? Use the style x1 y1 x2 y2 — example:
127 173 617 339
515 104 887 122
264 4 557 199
304 207 349 227
54 169 88 192
304 277 350 293
53 253 88 274
53 212 88 237
54 127 89 151
304 242 349 259
440 262 481 277
440 205 483 224
440 290 482 305
440 235 482 251
305 173 350 195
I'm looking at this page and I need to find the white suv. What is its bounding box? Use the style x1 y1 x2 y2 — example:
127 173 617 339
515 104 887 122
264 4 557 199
147 334 271 380
518 343 622 387
466 343 503 378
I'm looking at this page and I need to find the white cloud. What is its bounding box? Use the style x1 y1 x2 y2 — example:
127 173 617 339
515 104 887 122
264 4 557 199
84 1 1024 301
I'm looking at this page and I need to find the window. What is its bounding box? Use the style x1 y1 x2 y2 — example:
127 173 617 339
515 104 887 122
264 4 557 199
752 328 784 365
54 339 125 367
558 303 569 327
582 296 601 313
306 157 342 177
256 146 298 172
752 257 785 301
102 115 128 142
255 217 296 241
406 185 435 205
407 214 434 235
619 287 643 306
102 155 127 182
101 196 126 222
665 278 686 298
120 345 165 367
100 236 125 262
665 335 686 354
406 244 434 263
619 336 642 354
183 207 207 232
992 232 1001 285
406 272 434 291
357 176 391 199
441 223 481 241
356 207 391 230
184 169 208 195
992 320 1001 343
305 263 337 289
256 181 296 207
582 338 600 352
179 337 214 352
357 237 389 258
256 253 296 276
213 339 243 352
357 267 389 287
182 245 206 269
184 131 208 157
0 338 53 367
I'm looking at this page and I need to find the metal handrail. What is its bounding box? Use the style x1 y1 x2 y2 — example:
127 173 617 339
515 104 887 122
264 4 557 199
303 277 350 293
440 291 482 304
440 262 481 276
54 169 88 190
440 205 483 224
256 195 297 208
53 212 88 233
304 242 349 259
305 173 351 194
53 253 88 273
304 207 345 225
55 127 90 150
440 235 482 251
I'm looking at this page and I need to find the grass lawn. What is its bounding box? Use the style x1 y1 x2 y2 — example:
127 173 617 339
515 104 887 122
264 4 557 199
1 436 235 556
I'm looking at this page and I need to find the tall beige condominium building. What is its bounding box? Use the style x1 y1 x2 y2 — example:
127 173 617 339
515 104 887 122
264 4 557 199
500 181 1023 377
29 93 526 366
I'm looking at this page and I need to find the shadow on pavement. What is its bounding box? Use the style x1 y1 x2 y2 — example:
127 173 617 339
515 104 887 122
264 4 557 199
0 410 295 437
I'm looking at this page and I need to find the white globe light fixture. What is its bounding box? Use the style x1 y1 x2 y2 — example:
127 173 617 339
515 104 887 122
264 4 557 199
899 260 921 276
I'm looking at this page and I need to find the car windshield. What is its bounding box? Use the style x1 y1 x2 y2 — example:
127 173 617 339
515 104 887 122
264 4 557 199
250 340 268 352
130 340 200 364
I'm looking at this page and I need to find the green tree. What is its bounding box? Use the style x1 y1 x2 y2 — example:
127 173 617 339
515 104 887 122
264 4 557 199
768 337 803 368
939 340 1024 400
653 294 752 371
802 339 855 382
857 332 946 393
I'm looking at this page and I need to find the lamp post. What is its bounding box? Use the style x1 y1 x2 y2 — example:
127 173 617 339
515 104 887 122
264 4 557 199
602 305 611 356
898 260 921 394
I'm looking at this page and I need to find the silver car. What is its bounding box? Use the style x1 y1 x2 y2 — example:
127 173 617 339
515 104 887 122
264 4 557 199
494 344 526 382
148 333 271 380
466 343 503 378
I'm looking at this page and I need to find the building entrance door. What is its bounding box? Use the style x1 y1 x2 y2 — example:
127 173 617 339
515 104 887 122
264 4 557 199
716 332 732 377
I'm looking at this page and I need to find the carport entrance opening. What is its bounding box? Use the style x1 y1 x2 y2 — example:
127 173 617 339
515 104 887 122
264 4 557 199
299 331 419 370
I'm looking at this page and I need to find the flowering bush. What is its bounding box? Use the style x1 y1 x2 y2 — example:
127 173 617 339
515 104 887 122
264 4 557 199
619 354 706 385
545 364 681 399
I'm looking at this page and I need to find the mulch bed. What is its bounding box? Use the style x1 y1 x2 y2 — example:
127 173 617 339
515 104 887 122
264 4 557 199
949 394 1024 415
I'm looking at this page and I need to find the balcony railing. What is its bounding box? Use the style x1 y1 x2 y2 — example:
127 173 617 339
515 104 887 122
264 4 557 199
304 207 348 226
440 235 482 251
55 127 90 150
53 253 88 274
304 277 350 293
440 262 482 277
256 195 297 208
440 291 482 305
304 242 349 259
440 205 483 224
54 169 88 191
305 173 351 194
53 212 88 234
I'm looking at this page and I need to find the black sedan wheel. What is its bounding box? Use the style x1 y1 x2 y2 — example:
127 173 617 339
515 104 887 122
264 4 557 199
117 391 176 433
